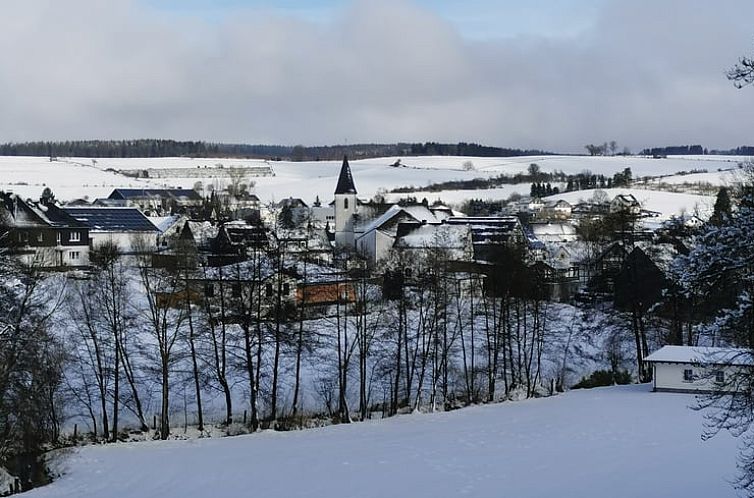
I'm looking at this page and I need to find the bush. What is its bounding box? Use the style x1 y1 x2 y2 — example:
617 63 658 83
572 369 632 389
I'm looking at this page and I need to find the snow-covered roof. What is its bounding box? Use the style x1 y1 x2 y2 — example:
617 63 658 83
530 223 576 238
645 346 753 366
395 223 470 250
634 241 684 273
357 204 449 236
149 215 183 233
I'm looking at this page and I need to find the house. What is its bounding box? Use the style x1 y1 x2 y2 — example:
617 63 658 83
531 260 580 302
211 221 269 265
190 258 299 315
355 204 455 263
540 200 572 220
529 222 578 243
393 222 474 262
274 197 308 225
610 194 641 215
60 206 160 253
107 188 203 215
274 227 333 264
571 201 610 220
443 216 524 263
0 192 90 267
527 197 545 213
152 220 219 269
645 345 751 393
292 262 356 307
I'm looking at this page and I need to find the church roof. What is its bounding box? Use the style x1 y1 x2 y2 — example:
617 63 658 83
334 156 357 195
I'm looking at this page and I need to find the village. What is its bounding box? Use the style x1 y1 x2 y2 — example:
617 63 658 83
0 156 704 306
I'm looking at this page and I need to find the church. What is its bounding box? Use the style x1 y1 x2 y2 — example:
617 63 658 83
332 156 462 263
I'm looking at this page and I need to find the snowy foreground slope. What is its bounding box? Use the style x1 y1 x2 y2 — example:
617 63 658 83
25 385 738 498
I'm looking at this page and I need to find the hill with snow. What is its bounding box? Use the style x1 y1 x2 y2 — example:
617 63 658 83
0 154 742 221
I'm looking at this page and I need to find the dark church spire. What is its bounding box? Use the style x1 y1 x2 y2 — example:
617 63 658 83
334 155 357 195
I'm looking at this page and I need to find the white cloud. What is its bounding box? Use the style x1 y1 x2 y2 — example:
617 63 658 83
0 0 753 152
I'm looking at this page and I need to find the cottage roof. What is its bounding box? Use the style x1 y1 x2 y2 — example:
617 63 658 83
645 345 753 366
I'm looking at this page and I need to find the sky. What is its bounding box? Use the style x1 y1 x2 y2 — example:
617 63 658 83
1 0 753 153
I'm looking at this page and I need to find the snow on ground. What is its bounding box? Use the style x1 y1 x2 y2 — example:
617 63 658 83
385 185 530 205
360 154 746 178
649 169 742 187
0 155 742 205
550 188 714 220
0 467 16 495
0 156 155 201
24 385 738 498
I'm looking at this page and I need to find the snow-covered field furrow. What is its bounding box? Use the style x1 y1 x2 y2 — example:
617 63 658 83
24 385 737 498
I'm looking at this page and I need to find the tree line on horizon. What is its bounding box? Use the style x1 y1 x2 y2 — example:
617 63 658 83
0 139 550 162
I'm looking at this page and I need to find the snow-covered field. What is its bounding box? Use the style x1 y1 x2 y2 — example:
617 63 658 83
23 385 738 498
550 188 714 220
0 154 744 208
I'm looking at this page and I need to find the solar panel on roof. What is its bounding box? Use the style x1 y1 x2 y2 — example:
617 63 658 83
62 208 158 231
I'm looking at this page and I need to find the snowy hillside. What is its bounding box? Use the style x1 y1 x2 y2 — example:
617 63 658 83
550 188 715 220
0 154 743 207
24 385 737 498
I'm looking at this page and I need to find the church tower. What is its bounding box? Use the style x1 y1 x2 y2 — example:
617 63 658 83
334 155 358 249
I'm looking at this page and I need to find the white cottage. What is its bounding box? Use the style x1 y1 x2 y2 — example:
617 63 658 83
645 345 751 393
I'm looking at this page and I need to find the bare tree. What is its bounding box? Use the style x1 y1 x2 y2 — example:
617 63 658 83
0 257 67 489
136 254 187 440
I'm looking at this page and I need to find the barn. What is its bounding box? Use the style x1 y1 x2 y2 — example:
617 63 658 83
644 345 752 393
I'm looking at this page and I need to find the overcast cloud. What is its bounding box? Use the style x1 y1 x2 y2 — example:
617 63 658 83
1 0 753 152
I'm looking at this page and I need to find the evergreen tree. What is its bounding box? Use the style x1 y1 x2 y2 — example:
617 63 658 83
709 187 732 226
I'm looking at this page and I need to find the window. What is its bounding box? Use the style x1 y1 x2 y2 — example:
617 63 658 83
344 198 349 210
70 231 81 242
69 251 80 261
232 283 242 298
683 369 693 382
205 283 215 297
37 232 44 243
715 370 725 383
56 232 61 244
18 232 28 243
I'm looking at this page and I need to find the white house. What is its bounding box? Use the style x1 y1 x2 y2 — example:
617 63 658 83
610 194 641 215
541 200 572 219
355 204 454 263
645 345 751 393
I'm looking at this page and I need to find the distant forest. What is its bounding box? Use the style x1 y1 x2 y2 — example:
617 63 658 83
641 144 754 156
0 139 549 161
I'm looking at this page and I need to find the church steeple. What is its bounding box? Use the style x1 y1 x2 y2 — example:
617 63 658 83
334 155 357 195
